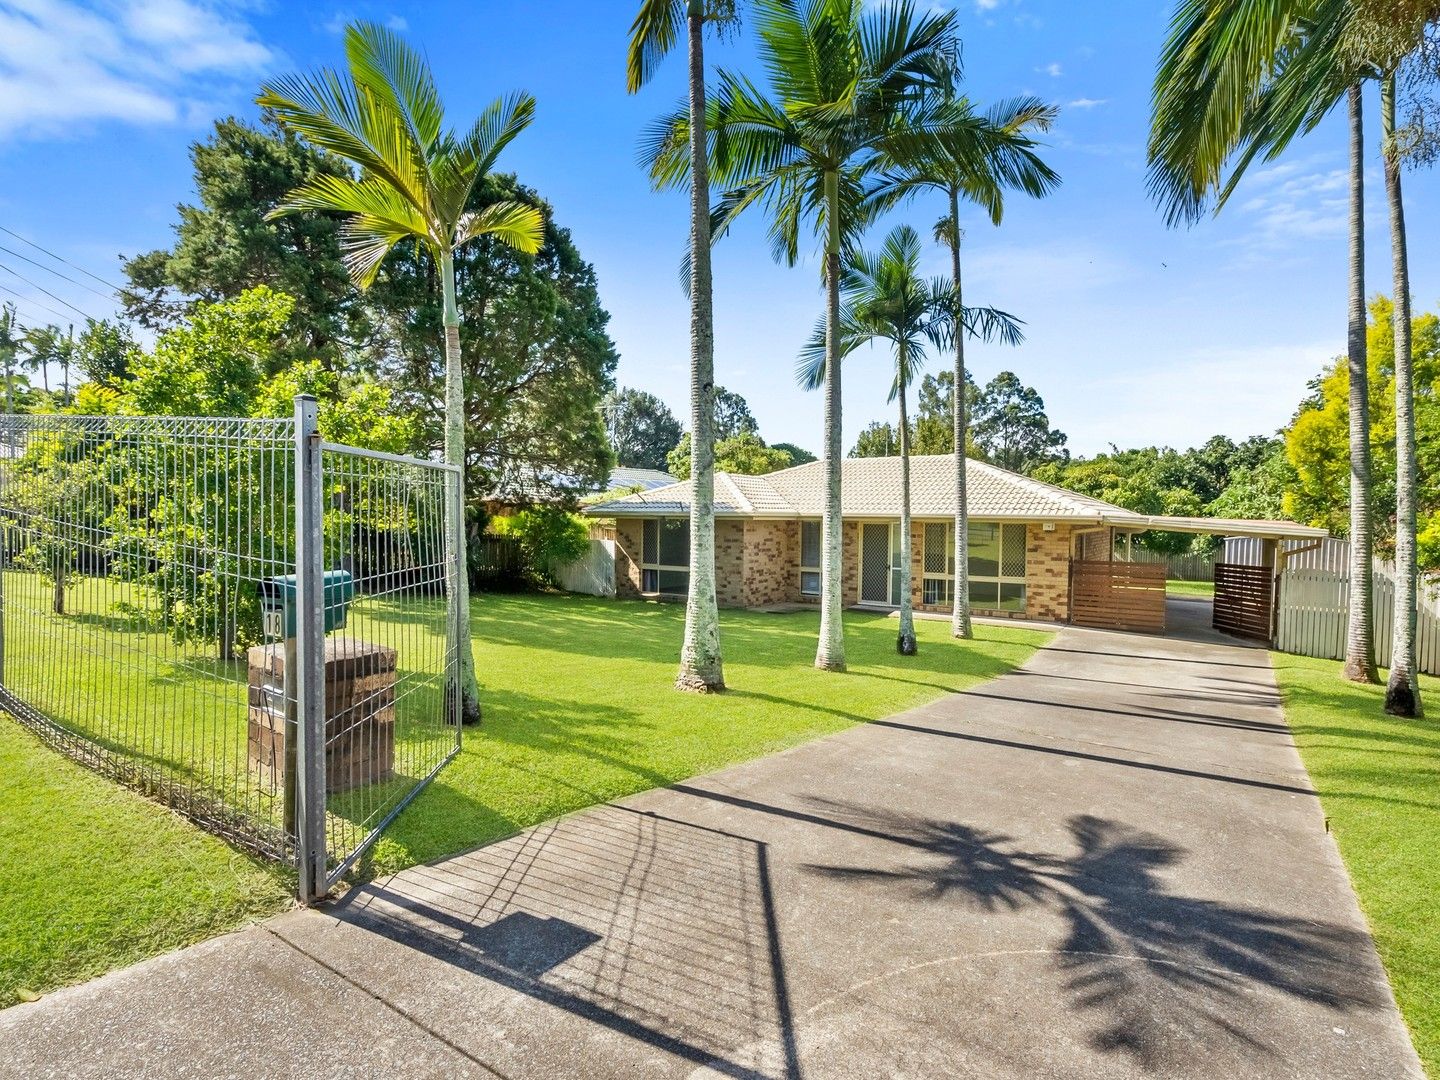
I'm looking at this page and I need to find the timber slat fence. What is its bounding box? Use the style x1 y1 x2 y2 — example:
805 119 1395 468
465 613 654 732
1213 563 1274 642
1070 560 1168 633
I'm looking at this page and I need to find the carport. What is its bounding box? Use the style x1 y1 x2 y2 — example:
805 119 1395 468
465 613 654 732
1068 515 1329 639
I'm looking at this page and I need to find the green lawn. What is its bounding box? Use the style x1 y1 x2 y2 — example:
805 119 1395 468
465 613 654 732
366 594 1050 873
1270 654 1440 1075
1166 579 1215 598
0 719 290 1009
2 588 1049 1007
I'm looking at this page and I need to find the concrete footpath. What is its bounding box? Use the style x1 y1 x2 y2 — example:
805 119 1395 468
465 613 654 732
1 611 1423 1079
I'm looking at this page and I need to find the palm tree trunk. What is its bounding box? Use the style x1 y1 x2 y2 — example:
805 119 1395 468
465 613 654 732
897 358 916 656
1343 83 1379 685
948 187 972 640
816 167 846 672
440 248 482 725
1381 76 1423 719
676 3 724 693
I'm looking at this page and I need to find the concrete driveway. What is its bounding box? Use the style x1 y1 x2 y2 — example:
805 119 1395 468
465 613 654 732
1 609 1423 1079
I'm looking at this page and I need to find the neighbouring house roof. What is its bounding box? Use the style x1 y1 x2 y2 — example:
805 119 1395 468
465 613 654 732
583 454 1327 540
607 466 678 492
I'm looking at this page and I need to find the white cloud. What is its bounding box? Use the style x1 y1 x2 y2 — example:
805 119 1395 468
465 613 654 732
0 0 272 141
1230 162 1350 250
1067 97 1108 110
974 0 1001 9
1038 61 1063 78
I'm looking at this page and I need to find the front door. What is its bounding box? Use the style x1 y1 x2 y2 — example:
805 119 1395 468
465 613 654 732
860 523 900 605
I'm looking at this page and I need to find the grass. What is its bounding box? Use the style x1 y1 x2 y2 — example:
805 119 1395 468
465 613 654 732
0 719 290 1009
1166 579 1215 598
1269 653 1440 1075
365 593 1050 873
2 585 1049 1007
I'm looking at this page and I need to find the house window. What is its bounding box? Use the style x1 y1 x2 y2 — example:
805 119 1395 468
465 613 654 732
641 518 689 595
967 523 1028 612
909 522 1029 611
799 520 821 596
922 523 955 605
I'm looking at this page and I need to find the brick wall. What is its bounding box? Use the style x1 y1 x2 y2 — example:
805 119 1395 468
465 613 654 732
1026 522 1072 621
614 519 643 600
741 519 799 607
716 519 746 607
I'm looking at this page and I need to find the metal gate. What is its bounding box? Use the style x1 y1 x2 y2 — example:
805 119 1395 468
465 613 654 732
0 398 461 902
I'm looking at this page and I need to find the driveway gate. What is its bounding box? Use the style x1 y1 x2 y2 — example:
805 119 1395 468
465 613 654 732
0 397 462 901
1213 562 1274 643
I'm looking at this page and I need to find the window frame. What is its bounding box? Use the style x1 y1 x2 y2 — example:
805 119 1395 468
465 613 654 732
799 520 822 597
639 518 690 596
922 521 1029 612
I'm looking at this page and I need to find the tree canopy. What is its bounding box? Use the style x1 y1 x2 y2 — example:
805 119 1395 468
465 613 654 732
604 387 683 471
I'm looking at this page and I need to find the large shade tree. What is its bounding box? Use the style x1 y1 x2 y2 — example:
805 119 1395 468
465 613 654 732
628 0 741 693
799 224 1020 655
259 22 544 725
646 0 991 672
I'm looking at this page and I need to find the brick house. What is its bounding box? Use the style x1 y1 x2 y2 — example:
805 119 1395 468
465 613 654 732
583 455 1324 625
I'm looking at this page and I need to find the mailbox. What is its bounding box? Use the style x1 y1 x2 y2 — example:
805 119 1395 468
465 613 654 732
259 571 355 640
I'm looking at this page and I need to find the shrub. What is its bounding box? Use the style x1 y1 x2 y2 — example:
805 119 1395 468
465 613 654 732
489 508 590 585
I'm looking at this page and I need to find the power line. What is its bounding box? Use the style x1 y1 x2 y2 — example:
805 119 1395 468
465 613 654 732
0 225 125 293
0 283 78 326
0 263 97 322
0 244 118 302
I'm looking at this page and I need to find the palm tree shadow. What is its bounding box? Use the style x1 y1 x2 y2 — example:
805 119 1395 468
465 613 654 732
799 800 1383 1071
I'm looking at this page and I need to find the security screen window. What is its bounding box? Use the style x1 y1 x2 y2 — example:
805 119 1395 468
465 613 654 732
967 522 1027 612
641 518 689 595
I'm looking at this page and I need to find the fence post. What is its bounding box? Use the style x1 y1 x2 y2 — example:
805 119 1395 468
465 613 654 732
293 395 327 903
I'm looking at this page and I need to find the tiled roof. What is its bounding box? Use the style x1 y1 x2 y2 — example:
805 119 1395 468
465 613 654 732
585 455 1145 523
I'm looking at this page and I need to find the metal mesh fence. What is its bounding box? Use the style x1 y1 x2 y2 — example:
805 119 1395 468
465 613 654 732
317 441 459 887
0 407 460 893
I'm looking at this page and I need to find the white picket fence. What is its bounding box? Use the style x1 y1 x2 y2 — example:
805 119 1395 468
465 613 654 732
555 537 616 597
1275 565 1440 676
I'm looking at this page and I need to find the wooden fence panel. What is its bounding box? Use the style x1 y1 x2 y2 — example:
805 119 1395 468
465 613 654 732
1213 563 1274 642
1070 561 1168 633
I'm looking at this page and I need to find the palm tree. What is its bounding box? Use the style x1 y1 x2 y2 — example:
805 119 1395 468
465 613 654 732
22 325 58 396
1349 0 1440 716
1381 71 1422 716
646 0 975 671
627 1 741 693
876 63 1058 640
1148 0 1382 683
0 304 20 416
797 224 1022 655
259 22 544 725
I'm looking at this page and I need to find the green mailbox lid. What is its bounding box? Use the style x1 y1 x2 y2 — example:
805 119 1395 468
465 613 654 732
259 570 355 636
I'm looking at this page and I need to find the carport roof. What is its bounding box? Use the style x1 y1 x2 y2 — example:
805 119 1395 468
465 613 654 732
1106 514 1328 540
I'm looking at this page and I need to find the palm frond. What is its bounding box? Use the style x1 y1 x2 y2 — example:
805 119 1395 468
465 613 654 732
455 199 546 254
628 0 688 92
344 21 444 155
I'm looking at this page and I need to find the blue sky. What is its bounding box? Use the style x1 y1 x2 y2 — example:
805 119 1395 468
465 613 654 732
0 0 1436 457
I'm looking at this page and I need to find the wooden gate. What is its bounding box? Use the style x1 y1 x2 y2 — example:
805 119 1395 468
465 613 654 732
1213 562 1274 642
1069 561 1168 633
